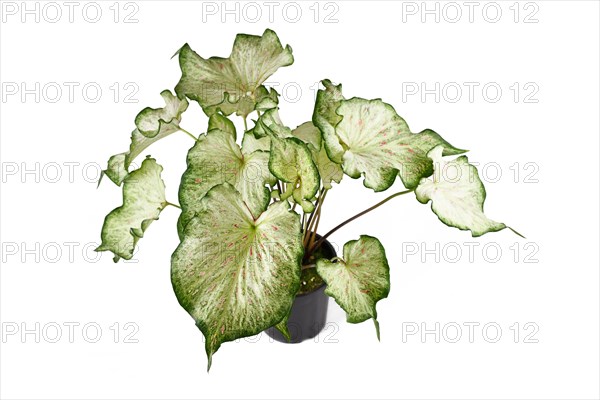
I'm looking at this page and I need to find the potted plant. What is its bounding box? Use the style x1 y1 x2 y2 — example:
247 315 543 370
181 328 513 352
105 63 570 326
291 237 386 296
96 29 522 371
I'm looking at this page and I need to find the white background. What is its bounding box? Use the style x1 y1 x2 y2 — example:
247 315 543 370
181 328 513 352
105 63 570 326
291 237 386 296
1 1 599 399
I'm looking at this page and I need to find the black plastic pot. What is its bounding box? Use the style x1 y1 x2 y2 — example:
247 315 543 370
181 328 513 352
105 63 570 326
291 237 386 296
265 235 336 343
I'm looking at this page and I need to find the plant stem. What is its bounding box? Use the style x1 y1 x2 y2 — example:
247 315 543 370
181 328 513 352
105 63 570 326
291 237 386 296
165 201 182 209
276 181 283 196
304 208 317 239
305 188 325 231
179 127 198 141
303 208 316 245
304 188 327 247
307 209 322 251
306 189 414 258
243 116 248 132
308 189 327 249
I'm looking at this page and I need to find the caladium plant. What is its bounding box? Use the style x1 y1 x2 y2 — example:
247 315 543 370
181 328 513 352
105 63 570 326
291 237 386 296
97 29 522 370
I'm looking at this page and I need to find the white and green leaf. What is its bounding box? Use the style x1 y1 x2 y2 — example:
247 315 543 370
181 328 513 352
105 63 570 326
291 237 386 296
314 144 343 189
274 315 292 342
243 112 322 210
178 129 275 235
100 128 172 187
292 121 321 150
99 152 128 186
255 87 280 112
96 157 167 261
269 137 320 212
99 90 189 186
175 29 293 118
415 145 508 237
312 79 346 164
316 235 390 340
208 112 236 139
335 98 465 191
252 108 292 139
171 183 303 370
135 90 189 138
241 130 271 154
292 121 342 190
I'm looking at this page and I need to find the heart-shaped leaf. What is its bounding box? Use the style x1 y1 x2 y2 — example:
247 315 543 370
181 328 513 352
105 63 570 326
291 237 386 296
208 112 236 139
175 29 293 118
335 98 465 191
100 152 128 187
255 87 280 112
416 145 508 237
135 90 189 138
178 129 275 235
245 111 322 211
312 79 346 164
171 183 303 370
96 157 167 261
316 235 390 340
252 108 292 139
241 129 270 154
314 144 343 190
269 136 320 212
292 121 342 190
100 90 188 186
291 121 321 150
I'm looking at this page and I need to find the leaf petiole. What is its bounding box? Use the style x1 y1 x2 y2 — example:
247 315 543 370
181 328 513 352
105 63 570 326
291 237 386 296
306 189 414 257
165 201 182 209
179 127 198 141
